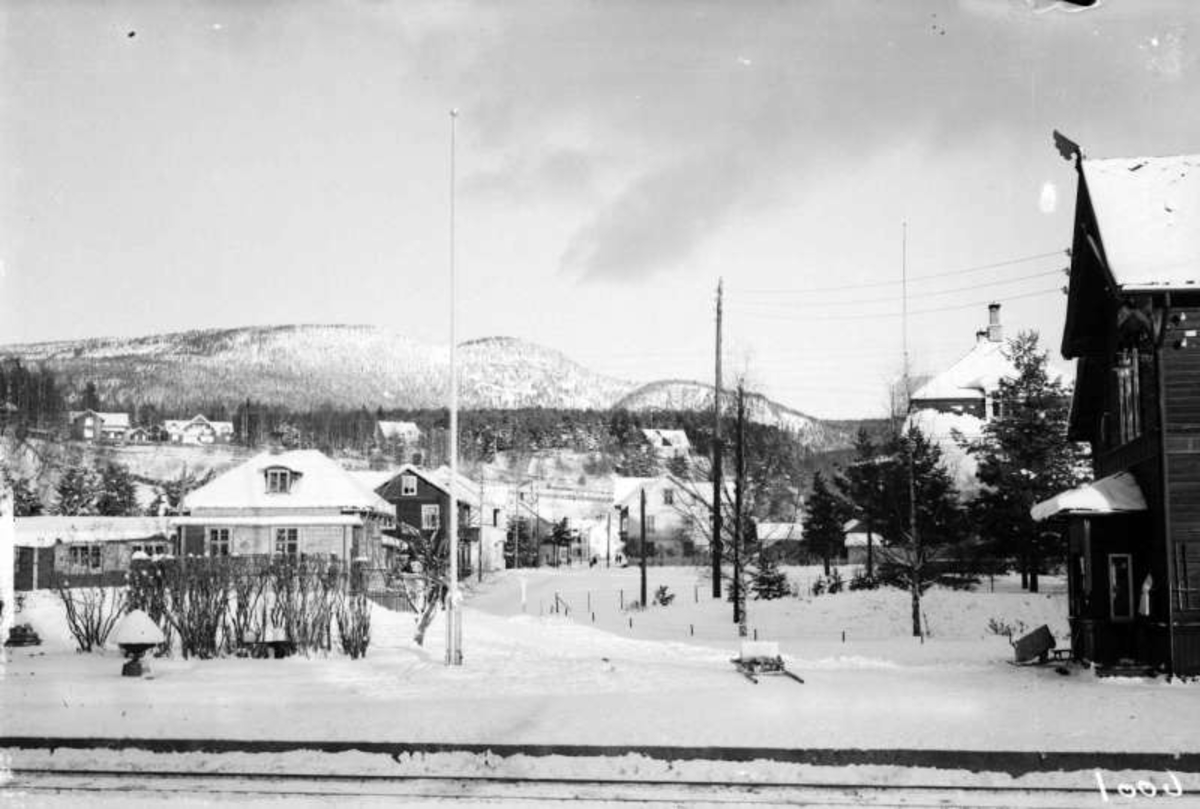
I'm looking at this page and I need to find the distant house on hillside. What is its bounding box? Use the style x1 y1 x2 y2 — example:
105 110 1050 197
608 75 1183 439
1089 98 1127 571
640 428 691 461
67 410 130 443
1031 144 1200 677
758 521 807 563
164 415 234 445
376 421 422 445
174 449 394 567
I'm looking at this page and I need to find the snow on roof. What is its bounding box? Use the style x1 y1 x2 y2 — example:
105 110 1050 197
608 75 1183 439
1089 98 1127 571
757 522 803 544
910 339 1013 403
183 449 392 515
377 420 422 439
16 516 172 547
1083 154 1200 290
349 470 398 493
69 410 130 428
1031 471 1147 522
641 428 691 449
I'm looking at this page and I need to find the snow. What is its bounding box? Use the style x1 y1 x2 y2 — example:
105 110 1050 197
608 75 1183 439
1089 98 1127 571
1083 154 1200 290
4 566 1198 761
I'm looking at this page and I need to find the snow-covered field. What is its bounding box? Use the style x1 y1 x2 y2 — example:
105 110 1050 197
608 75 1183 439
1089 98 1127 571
2 565 1196 758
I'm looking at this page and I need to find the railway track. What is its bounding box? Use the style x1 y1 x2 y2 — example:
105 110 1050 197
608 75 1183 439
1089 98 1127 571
4 767 1112 807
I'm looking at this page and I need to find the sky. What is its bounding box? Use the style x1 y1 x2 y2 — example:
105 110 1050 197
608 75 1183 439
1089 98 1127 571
2 0 1199 419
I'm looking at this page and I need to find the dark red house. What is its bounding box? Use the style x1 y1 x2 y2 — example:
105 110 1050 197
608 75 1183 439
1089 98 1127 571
375 465 479 578
1033 141 1200 677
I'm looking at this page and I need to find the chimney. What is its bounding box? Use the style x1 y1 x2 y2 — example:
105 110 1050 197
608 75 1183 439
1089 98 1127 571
987 303 1002 342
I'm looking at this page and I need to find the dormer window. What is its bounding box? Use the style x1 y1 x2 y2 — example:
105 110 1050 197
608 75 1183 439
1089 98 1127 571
265 467 294 494
400 474 418 497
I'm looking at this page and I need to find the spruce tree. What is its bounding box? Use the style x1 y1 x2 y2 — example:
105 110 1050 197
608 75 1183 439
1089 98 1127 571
95 462 139 516
966 331 1088 592
804 470 850 575
54 465 98 515
752 554 790 599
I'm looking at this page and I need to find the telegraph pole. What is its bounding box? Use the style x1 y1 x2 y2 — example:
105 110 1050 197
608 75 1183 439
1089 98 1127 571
445 108 463 666
733 380 746 635
640 488 648 608
711 279 724 599
902 221 921 639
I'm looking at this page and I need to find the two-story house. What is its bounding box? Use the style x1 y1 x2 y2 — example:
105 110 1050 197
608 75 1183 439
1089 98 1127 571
1032 143 1200 677
374 465 481 578
613 475 709 562
68 410 130 443
173 449 394 567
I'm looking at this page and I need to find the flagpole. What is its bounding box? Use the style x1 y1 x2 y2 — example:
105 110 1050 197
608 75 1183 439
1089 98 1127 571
446 108 463 665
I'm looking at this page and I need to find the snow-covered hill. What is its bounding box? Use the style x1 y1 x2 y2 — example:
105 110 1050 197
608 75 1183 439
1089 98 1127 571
615 379 843 446
0 326 843 442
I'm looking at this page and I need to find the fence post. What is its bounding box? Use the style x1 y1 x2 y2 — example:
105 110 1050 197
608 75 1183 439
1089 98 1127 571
620 589 624 610
694 585 698 604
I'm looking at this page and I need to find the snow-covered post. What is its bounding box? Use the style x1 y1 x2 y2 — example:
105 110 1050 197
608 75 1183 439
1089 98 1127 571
0 483 15 645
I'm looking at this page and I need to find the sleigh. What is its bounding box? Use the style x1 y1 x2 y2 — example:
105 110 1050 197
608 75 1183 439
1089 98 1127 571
732 640 804 684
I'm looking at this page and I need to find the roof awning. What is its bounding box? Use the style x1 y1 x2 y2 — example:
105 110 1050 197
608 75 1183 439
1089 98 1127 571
1030 472 1148 522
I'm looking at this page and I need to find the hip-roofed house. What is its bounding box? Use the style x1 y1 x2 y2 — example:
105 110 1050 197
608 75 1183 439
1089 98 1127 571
174 449 395 567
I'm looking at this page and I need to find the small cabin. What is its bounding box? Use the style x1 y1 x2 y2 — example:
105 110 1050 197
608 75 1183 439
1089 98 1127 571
1033 141 1200 677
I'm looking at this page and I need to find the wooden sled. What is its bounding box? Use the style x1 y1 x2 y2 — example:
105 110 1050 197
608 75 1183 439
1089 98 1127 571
1007 624 1071 667
732 640 804 684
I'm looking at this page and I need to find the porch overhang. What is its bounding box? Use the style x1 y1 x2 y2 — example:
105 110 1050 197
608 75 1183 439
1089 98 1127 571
1030 472 1148 522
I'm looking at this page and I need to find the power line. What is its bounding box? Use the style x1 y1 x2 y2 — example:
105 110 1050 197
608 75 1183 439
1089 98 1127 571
734 249 1066 295
731 267 1065 310
727 286 1064 322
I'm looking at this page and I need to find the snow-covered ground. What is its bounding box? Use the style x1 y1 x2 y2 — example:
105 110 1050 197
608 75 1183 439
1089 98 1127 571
2 565 1197 758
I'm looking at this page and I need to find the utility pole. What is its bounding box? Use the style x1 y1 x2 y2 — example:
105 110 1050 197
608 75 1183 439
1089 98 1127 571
711 279 724 599
445 107 462 666
902 221 921 639
640 488 648 608
733 380 746 635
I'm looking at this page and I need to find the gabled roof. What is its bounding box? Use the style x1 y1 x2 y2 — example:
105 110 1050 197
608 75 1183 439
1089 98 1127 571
183 449 392 515
641 428 691 449
69 410 130 428
377 420 422 439
16 516 171 547
379 464 481 509
1082 155 1200 290
758 522 803 545
910 339 1013 402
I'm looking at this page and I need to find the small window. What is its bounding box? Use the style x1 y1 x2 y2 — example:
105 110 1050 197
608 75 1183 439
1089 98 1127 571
422 504 441 531
275 528 299 557
645 515 657 534
267 468 292 494
493 508 501 527
400 474 418 497
71 545 101 570
662 489 675 506
1109 553 1134 621
208 528 230 557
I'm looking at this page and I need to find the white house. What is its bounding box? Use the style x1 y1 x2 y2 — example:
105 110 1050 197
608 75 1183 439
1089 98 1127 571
376 421 422 445
164 415 234 445
175 450 394 566
640 428 692 460
68 410 130 443
613 475 707 561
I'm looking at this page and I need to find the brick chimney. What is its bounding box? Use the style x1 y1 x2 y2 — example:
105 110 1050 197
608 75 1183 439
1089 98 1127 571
987 303 1002 342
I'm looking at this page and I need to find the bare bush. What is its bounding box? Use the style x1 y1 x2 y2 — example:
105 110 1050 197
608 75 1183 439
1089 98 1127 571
54 580 125 652
335 591 372 659
126 561 175 655
164 558 231 659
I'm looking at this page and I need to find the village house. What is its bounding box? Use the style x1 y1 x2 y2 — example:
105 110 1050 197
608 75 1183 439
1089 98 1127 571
375 420 422 446
758 521 807 563
13 516 173 590
1032 142 1200 677
373 464 498 577
613 475 707 562
67 410 130 443
174 449 394 568
909 304 1013 420
164 414 235 445
639 428 692 461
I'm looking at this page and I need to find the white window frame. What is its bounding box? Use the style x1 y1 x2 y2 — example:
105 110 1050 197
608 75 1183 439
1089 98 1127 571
421 504 441 531
275 527 299 557
400 474 418 497
266 468 292 494
208 528 231 557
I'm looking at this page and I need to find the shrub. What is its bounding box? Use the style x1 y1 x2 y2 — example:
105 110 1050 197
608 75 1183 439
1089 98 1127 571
848 568 878 591
653 585 675 606
810 576 826 597
336 592 372 659
826 568 845 594
54 580 125 652
987 617 1027 641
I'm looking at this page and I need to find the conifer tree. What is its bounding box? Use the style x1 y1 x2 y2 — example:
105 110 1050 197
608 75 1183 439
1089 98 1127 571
752 554 790 600
804 470 850 575
95 462 139 516
965 331 1088 592
54 465 98 515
